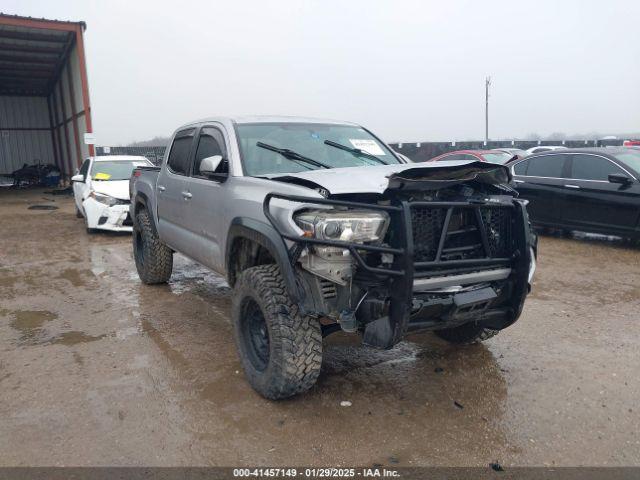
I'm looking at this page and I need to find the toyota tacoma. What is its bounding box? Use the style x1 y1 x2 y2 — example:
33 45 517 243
130 116 536 399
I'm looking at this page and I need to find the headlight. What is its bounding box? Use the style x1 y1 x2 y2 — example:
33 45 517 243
90 191 118 206
294 209 390 243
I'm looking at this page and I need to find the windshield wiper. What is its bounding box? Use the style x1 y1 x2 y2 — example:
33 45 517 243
324 140 388 165
256 142 331 169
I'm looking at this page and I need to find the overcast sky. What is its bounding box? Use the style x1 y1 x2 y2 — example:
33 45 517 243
4 0 640 145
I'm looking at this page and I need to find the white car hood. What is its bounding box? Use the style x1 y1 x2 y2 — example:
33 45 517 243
90 180 130 201
266 160 506 194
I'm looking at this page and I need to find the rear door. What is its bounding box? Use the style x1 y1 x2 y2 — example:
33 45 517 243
511 153 568 226
562 153 639 234
181 124 230 273
156 128 196 252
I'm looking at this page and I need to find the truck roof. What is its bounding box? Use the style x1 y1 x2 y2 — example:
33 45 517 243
177 115 360 130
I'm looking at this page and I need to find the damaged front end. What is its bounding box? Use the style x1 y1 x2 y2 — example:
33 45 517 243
263 162 536 349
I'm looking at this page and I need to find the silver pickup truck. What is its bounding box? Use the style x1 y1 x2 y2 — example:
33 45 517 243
130 116 536 399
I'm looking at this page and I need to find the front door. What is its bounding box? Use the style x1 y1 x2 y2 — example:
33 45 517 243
512 153 568 227
182 125 230 273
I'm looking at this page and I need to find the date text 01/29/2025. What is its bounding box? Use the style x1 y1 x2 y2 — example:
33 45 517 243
232 468 400 478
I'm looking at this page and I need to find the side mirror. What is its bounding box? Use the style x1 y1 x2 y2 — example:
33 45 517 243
71 174 85 183
199 155 227 179
608 173 632 185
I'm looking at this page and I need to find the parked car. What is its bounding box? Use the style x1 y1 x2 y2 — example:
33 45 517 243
130 116 536 399
510 148 640 239
525 145 567 155
495 148 528 159
429 149 515 164
72 155 153 233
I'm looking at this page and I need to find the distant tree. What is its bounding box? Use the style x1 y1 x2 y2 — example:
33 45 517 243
127 136 171 147
524 132 541 140
546 132 567 140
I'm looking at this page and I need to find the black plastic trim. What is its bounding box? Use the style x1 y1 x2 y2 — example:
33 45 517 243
227 217 302 302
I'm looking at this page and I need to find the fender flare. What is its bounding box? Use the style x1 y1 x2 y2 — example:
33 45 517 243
132 193 159 235
226 217 301 302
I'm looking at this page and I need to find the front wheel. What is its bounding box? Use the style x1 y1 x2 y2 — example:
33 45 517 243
133 209 173 284
232 264 322 399
434 323 499 345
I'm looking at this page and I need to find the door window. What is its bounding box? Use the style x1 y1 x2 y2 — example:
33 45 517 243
192 127 228 177
167 129 195 175
525 154 566 178
569 154 625 181
513 159 529 175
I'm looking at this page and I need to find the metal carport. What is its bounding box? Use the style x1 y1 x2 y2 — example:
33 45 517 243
0 13 93 180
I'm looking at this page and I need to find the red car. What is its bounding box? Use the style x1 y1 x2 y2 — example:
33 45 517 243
428 149 515 165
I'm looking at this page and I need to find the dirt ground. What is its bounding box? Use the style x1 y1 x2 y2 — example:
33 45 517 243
1 188 639 467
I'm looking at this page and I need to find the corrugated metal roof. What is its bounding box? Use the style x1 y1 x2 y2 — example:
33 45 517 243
0 13 85 29
0 13 84 96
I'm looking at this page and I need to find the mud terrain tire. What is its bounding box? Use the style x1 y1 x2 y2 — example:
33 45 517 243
232 264 322 399
434 323 499 345
133 209 173 284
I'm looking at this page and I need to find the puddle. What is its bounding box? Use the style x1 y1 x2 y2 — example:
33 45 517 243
49 331 107 346
27 205 58 211
10 310 58 336
8 309 107 346
58 268 91 287
168 260 230 296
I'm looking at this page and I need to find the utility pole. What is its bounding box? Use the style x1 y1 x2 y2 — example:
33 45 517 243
485 76 491 144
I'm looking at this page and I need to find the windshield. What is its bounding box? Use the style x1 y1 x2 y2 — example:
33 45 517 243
613 151 640 175
235 123 400 176
482 152 514 164
90 160 150 181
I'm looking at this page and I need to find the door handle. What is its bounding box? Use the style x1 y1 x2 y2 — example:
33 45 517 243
564 184 580 189
513 179 524 184
182 191 192 200
158 185 166 192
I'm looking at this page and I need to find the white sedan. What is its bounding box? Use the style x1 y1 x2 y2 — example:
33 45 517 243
72 155 153 233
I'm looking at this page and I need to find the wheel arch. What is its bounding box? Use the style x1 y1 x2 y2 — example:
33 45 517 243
132 193 159 235
226 217 301 302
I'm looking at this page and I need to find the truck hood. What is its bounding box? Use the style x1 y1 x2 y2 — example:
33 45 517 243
90 180 130 201
265 160 510 195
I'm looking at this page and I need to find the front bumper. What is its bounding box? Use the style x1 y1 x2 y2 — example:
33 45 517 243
264 193 535 349
83 198 133 232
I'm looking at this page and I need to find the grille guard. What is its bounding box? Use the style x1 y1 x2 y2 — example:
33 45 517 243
263 192 533 348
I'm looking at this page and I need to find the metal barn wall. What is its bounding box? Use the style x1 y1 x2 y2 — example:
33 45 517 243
0 96 55 174
48 43 89 176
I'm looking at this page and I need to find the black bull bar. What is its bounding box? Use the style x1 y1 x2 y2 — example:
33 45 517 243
263 192 533 348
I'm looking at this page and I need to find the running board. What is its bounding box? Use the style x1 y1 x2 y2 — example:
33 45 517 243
413 268 512 292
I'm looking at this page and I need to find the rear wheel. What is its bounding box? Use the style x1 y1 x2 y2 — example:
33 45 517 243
76 205 83 218
133 209 173 284
434 323 499 345
232 264 322 399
